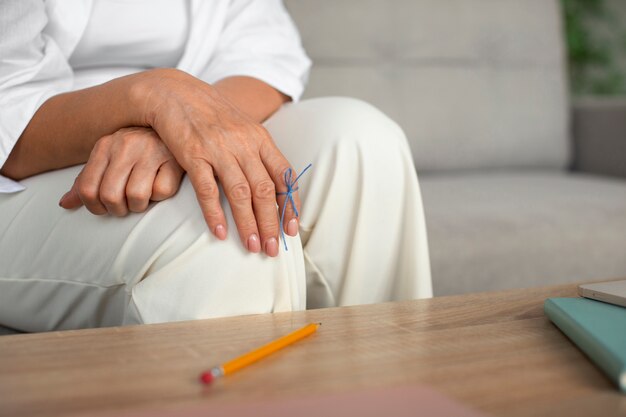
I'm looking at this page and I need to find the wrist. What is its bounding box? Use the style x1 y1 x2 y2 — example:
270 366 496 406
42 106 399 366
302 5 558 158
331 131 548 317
128 68 208 128
125 71 160 127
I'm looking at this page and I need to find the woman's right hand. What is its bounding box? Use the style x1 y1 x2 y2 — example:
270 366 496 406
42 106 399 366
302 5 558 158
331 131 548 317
59 127 184 216
135 69 301 257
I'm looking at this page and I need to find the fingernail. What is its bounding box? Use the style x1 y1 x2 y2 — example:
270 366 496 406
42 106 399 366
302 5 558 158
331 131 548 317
58 192 70 207
265 237 278 257
215 224 227 240
287 218 298 236
247 234 261 253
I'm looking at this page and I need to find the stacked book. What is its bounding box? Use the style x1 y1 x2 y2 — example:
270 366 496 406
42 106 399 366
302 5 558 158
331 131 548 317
544 297 626 393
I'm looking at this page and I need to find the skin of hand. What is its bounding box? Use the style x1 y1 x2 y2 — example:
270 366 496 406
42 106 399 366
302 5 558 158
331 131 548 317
130 69 301 257
58 127 184 216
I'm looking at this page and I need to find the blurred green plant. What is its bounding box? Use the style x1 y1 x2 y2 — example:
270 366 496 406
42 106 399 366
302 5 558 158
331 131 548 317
562 0 625 95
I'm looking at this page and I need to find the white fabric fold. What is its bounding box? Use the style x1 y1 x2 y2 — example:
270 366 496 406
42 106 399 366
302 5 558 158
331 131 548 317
0 175 25 192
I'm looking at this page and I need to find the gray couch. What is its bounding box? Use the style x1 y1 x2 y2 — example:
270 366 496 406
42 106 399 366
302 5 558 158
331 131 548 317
285 0 626 296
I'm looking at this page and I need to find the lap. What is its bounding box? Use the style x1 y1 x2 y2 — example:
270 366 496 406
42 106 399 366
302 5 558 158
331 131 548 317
0 96 425 330
0 164 304 331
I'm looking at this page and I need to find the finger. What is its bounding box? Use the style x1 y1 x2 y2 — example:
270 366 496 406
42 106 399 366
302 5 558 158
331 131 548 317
186 160 228 241
99 157 134 217
76 154 109 215
151 160 185 202
125 163 158 213
240 157 280 257
59 177 84 209
260 143 302 237
213 156 262 254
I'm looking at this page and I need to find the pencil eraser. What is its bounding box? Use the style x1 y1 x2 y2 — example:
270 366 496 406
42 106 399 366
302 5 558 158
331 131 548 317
200 372 214 384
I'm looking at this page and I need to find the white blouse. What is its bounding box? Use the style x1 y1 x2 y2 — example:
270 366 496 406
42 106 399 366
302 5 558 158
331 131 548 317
0 0 311 193
70 0 190 72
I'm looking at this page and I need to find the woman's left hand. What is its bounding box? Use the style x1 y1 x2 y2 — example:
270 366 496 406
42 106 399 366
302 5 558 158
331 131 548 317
59 127 185 216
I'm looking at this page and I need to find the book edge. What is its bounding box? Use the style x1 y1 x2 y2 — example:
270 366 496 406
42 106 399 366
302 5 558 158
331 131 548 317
544 298 623 389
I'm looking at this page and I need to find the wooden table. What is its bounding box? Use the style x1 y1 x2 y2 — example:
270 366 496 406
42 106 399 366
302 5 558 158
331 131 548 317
1 283 625 417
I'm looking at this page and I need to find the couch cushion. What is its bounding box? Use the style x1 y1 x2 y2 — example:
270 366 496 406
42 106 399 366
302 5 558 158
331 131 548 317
420 172 626 295
285 0 570 172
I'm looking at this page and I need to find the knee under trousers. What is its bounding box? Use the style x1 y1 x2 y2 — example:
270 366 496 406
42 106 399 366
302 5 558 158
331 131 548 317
0 97 432 332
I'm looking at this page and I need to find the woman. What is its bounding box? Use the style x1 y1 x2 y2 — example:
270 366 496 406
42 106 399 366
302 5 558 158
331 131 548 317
0 0 432 332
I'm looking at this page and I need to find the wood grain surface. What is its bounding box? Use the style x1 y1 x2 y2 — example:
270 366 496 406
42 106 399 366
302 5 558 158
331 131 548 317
1 282 625 417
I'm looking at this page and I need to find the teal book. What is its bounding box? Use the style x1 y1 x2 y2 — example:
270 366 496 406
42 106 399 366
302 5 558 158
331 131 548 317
544 297 626 393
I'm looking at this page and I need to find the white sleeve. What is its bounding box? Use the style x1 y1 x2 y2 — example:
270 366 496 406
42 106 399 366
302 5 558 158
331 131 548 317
0 0 74 172
199 0 311 102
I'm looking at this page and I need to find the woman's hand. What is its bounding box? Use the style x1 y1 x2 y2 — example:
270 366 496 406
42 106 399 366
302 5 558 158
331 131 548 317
136 69 301 257
59 127 184 216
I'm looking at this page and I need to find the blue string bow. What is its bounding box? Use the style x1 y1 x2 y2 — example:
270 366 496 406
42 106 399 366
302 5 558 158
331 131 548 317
277 163 312 251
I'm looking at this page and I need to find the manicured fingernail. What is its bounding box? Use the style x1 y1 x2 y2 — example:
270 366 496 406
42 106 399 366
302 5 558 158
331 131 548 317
265 237 279 257
247 234 261 253
215 224 227 240
287 218 298 236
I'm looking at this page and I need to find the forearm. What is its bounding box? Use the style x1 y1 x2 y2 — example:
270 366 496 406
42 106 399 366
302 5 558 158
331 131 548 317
0 72 288 181
214 76 290 123
0 72 147 180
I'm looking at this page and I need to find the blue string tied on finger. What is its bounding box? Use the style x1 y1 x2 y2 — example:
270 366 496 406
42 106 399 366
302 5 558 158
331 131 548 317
277 163 312 251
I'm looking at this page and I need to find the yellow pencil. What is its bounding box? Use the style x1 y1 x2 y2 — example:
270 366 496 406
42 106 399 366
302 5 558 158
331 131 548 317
200 322 320 384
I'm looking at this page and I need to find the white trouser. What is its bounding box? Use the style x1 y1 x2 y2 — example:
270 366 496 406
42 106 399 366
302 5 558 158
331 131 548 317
0 97 432 332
